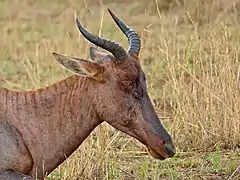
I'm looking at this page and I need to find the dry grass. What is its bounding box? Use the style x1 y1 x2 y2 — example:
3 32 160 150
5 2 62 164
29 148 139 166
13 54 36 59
0 0 240 179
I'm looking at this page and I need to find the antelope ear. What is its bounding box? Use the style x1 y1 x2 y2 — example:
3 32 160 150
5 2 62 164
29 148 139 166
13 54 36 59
52 52 105 82
90 47 108 61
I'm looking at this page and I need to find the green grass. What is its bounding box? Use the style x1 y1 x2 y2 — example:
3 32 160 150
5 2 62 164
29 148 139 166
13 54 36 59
1 0 240 179
46 148 239 179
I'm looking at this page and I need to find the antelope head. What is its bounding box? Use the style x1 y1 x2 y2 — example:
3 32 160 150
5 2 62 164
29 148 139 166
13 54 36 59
53 9 176 160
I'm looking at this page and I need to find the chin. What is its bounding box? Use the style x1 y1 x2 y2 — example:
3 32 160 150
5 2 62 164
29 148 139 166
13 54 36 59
148 148 167 160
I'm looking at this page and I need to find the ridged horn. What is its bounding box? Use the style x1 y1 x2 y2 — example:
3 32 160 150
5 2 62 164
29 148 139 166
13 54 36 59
76 17 127 61
108 9 141 56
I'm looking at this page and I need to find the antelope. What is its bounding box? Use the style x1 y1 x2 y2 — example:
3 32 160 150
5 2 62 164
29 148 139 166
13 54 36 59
0 9 176 180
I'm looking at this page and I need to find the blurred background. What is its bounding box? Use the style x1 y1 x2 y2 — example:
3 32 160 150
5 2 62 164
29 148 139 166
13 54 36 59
0 0 239 179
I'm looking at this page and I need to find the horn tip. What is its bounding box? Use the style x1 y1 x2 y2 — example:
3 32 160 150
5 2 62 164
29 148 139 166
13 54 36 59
107 8 115 18
75 17 84 32
75 11 81 26
76 17 80 26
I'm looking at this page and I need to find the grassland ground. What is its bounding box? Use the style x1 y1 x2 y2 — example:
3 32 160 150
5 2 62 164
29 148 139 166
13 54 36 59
0 0 239 179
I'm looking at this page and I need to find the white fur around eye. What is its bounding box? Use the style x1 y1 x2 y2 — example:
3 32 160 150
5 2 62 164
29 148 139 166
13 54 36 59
121 81 132 86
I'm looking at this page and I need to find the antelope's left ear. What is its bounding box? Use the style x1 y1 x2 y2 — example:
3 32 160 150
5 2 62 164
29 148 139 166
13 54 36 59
90 47 108 61
52 52 105 83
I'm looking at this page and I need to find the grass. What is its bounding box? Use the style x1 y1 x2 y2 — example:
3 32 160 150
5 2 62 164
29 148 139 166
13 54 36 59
0 0 240 179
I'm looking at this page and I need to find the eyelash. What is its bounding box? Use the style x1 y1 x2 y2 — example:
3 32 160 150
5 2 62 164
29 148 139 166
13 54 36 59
121 81 132 86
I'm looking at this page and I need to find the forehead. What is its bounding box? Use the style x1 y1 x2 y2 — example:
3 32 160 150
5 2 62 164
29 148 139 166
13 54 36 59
102 55 142 79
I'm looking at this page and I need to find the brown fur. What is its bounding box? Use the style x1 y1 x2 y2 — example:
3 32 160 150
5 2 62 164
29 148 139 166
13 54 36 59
0 53 176 179
0 13 176 179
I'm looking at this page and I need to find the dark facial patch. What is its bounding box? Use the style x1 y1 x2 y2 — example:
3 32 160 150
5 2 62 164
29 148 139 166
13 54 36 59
116 61 172 142
96 55 175 159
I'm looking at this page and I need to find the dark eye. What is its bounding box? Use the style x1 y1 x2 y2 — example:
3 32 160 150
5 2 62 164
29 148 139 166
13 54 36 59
121 80 132 86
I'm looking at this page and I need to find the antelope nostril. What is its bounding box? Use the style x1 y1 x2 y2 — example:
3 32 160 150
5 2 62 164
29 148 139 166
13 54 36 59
164 143 176 157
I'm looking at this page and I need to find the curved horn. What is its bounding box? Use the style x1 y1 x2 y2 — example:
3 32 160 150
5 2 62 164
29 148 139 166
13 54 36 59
76 18 127 61
108 9 141 56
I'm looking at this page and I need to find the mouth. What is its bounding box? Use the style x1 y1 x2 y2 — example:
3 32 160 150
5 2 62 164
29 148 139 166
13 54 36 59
147 147 168 160
118 126 175 160
133 129 174 160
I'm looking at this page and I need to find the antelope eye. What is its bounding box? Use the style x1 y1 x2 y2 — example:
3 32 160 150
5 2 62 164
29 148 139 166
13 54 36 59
121 80 132 86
